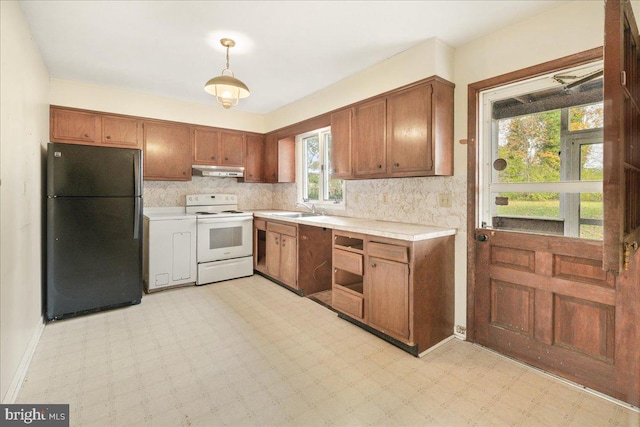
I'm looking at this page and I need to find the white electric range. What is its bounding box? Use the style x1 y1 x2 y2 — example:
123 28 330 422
185 194 254 285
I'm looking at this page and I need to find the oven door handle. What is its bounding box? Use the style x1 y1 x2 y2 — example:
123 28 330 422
197 216 253 224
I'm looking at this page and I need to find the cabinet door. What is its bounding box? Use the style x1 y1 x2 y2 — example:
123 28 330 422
330 108 353 178
102 116 141 148
219 130 245 166
277 136 296 183
51 108 98 144
387 83 434 175
265 230 281 278
366 256 410 340
143 122 191 180
280 235 297 288
193 128 220 164
244 134 264 182
353 98 386 176
264 134 278 182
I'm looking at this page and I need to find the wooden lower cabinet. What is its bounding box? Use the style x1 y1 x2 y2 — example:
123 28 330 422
332 230 454 355
366 256 410 341
262 221 298 289
255 219 332 295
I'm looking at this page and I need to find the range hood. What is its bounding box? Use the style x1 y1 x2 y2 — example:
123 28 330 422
192 165 244 178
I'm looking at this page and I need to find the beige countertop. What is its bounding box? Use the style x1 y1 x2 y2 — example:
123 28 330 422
251 210 456 242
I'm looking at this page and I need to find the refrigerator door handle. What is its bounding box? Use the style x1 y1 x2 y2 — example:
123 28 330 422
134 198 141 240
133 152 141 196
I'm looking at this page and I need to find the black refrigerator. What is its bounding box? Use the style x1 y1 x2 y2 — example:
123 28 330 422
47 142 143 321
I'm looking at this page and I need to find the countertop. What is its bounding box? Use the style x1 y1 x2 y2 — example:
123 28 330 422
252 210 456 242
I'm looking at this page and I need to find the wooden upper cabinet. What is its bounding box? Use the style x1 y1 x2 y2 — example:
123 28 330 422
51 106 142 149
329 108 353 179
219 130 244 166
192 127 220 164
193 127 245 166
264 133 295 183
264 133 278 182
243 133 264 182
101 116 141 148
51 108 98 144
353 98 387 176
143 122 191 181
334 76 454 179
387 83 434 175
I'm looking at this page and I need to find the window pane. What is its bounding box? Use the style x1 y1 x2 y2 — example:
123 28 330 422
492 192 563 235
496 111 561 183
580 143 603 181
579 192 603 240
569 103 603 131
494 192 561 218
304 136 320 201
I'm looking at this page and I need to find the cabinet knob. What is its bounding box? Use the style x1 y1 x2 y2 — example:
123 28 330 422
334 268 337 273
106 135 111 139
371 263 377 268
225 157 229 161
377 164 382 169
211 156 216 160
275 238 279 245
394 162 399 167
84 134 89 138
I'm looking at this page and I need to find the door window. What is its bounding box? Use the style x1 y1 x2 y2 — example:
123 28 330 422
480 61 604 239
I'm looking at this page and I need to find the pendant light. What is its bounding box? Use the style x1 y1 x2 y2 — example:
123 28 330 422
204 38 250 109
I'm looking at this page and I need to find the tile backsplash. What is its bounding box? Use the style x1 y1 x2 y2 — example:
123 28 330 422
143 177 273 209
273 175 467 233
144 175 466 233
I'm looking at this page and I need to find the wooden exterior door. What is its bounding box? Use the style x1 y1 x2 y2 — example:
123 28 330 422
467 1 639 407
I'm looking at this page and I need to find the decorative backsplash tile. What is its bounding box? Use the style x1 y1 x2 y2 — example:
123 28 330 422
272 176 467 233
143 177 274 209
144 175 467 234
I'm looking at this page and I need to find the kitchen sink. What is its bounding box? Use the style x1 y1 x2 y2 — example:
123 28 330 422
273 212 323 218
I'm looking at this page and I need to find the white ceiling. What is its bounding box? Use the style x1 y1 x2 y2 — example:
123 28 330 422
19 1 572 114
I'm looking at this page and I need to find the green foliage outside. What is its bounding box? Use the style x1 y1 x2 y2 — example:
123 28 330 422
497 103 603 203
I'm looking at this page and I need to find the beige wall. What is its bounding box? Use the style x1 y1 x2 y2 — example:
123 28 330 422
1 1 50 402
265 37 455 131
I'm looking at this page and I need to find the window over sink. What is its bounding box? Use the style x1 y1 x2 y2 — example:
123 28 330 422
296 126 345 209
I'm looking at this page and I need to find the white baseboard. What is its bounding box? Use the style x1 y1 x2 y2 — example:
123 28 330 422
2 317 45 404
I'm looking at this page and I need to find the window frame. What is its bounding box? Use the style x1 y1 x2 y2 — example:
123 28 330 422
479 62 604 239
296 126 345 209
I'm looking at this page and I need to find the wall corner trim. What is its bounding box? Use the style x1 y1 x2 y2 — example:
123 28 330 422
2 318 45 404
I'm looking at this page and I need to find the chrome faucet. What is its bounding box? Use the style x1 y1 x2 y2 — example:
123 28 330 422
296 201 316 214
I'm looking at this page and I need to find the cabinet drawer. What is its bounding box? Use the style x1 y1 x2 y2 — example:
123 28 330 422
367 241 409 263
254 219 266 230
333 249 363 275
267 221 297 237
332 287 363 319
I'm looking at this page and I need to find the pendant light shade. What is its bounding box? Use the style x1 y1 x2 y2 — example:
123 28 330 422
204 38 250 109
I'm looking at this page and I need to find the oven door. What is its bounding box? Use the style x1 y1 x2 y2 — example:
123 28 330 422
197 216 253 263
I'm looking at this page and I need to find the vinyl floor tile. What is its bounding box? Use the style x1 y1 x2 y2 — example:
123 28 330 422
17 275 639 426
